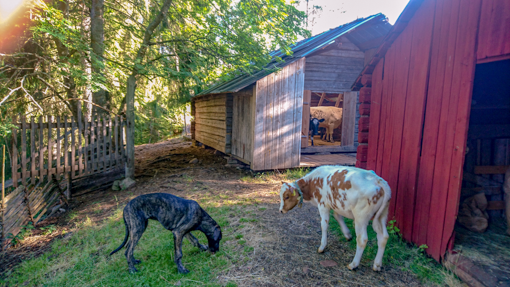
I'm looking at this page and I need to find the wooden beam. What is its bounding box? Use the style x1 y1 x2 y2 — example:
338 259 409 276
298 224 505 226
487 201 505 210
474 165 509 174
300 145 356 154
335 93 343 107
318 92 326 106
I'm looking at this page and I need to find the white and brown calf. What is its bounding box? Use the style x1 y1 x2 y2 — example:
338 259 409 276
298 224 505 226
279 165 391 271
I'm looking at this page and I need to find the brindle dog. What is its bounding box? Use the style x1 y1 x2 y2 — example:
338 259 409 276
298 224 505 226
110 193 222 273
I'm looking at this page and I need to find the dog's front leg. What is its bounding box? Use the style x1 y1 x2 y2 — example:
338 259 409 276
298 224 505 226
185 233 208 251
173 231 189 274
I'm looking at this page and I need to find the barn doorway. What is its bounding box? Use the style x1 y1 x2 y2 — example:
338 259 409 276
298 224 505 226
452 59 510 285
299 90 358 168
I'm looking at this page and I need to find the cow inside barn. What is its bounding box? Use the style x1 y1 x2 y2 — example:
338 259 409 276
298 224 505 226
310 106 343 143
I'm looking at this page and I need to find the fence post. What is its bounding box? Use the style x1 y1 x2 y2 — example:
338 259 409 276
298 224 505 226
1 145 5 251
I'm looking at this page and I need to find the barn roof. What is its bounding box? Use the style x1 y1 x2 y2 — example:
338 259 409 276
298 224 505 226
196 13 391 97
352 0 425 90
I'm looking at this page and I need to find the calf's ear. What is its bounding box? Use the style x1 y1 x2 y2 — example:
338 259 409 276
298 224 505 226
213 227 221 241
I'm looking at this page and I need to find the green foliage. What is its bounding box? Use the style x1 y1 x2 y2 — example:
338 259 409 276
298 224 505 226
40 225 57 236
7 222 35 246
1 0 310 145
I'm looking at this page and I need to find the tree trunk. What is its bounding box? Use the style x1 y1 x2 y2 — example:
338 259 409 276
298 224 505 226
124 0 173 179
91 0 108 114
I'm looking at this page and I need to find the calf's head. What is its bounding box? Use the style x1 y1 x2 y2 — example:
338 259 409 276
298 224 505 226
309 118 325 137
279 182 302 214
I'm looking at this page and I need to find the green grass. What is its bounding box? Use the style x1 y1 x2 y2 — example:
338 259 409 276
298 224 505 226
1 201 241 287
328 212 458 285
240 167 311 183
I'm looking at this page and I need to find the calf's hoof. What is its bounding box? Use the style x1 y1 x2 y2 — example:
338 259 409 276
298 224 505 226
373 264 382 272
347 263 357 271
317 247 324 253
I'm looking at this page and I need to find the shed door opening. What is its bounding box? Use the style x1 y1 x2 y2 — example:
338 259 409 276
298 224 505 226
453 59 510 285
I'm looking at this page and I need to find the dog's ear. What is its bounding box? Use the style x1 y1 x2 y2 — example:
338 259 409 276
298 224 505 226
213 226 221 241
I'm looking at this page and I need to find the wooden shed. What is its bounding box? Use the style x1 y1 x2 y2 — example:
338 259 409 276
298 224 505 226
353 0 510 282
192 14 392 171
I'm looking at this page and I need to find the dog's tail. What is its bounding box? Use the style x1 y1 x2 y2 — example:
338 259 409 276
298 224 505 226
110 215 129 256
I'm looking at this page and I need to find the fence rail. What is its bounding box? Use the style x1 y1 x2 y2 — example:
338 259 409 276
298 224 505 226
1 105 127 250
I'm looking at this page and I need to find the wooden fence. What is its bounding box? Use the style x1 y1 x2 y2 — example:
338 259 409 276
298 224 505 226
1 108 127 249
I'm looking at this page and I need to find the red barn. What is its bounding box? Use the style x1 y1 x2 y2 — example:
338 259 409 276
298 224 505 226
352 0 510 276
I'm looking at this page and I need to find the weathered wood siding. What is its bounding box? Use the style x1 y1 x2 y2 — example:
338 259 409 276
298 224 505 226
252 58 306 170
477 0 510 61
193 94 233 153
231 88 254 162
340 91 358 146
304 37 364 93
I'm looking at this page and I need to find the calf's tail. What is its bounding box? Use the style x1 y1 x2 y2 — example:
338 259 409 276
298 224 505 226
110 215 129 256
372 178 392 231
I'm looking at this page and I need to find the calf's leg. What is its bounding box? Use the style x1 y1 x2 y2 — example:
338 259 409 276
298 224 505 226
318 207 330 253
348 216 370 270
372 213 389 271
333 213 352 240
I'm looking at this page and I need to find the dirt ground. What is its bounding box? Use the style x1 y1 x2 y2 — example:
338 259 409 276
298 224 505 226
1 138 426 286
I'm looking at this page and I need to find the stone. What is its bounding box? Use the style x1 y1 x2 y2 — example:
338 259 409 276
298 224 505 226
189 158 199 164
302 267 309 274
320 260 338 267
112 180 121 191
120 177 136 190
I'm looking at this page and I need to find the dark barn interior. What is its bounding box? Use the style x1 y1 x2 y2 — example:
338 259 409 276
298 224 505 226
454 59 510 286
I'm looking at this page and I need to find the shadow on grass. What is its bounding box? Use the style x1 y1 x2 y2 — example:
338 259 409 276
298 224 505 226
1 199 245 287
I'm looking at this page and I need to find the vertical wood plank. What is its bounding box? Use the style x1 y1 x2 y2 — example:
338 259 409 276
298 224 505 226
396 0 435 242
71 117 76 179
284 62 296 169
264 73 274 170
301 90 311 148
38 116 44 180
77 102 83 176
293 58 305 168
21 115 27 187
252 77 267 170
413 0 448 246
30 117 36 185
64 116 69 173
440 0 481 257
47 116 53 180
341 91 357 146
114 116 119 167
91 114 97 173
108 115 113 169
56 116 61 180
366 62 384 171
271 72 280 170
102 115 107 171
425 0 462 260
83 109 89 175
119 116 125 166
11 116 18 188
277 67 288 169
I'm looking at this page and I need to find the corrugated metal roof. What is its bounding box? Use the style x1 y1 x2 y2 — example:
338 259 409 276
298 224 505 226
196 13 391 97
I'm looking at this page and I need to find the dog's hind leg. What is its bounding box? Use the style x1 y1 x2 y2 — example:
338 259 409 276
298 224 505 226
125 217 147 273
173 231 189 274
185 232 208 251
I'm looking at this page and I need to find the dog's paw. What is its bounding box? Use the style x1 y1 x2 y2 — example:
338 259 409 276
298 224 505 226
199 244 208 251
134 259 142 265
178 268 190 274
129 267 139 273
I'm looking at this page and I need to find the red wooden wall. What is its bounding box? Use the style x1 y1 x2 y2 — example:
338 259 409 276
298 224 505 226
361 0 507 261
